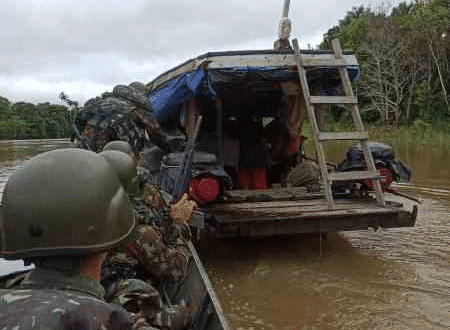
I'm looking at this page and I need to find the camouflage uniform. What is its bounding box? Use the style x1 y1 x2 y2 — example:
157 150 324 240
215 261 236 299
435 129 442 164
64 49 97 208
75 83 162 153
0 267 157 330
102 186 193 329
105 279 191 330
104 185 192 283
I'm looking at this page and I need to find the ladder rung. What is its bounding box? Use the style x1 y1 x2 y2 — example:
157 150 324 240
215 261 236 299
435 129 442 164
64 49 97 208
328 170 379 182
318 131 369 141
299 57 347 67
310 96 358 104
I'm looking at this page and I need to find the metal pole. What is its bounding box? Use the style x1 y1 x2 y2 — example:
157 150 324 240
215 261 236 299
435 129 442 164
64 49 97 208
282 0 291 17
216 98 224 166
319 233 322 258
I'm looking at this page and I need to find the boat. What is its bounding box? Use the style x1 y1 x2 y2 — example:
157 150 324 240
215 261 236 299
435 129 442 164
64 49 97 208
141 1 419 239
70 2 418 239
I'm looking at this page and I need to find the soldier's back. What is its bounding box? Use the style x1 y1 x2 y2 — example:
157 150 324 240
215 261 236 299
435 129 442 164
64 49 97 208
0 287 136 330
0 270 137 330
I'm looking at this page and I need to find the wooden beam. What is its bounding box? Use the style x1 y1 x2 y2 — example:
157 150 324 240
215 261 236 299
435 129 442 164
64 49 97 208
328 170 380 181
309 96 358 104
318 131 369 141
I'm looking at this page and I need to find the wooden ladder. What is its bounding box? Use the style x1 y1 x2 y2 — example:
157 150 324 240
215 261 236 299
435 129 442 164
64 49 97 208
292 38 385 209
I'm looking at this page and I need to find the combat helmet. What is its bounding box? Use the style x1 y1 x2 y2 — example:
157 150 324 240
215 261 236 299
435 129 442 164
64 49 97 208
0 148 135 260
103 140 134 157
101 140 140 195
99 150 138 191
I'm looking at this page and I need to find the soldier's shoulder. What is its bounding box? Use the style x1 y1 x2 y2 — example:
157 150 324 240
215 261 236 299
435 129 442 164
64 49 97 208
0 287 136 330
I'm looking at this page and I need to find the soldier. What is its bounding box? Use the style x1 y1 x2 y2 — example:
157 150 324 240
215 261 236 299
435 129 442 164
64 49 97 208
99 141 198 330
0 148 157 329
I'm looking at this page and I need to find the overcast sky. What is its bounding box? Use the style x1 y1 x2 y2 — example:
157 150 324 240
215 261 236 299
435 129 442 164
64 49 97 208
1 0 412 106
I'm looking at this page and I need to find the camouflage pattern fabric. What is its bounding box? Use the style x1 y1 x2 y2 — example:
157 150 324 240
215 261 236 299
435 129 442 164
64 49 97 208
286 160 320 187
125 224 191 282
113 85 151 111
102 185 193 329
107 279 191 330
75 82 161 153
0 268 157 330
129 82 147 94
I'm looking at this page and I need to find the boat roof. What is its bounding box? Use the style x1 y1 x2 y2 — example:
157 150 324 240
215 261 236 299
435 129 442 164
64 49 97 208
149 48 359 90
146 48 360 122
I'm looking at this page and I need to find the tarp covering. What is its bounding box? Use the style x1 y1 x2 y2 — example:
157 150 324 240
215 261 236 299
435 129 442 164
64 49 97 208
148 67 207 122
147 65 359 122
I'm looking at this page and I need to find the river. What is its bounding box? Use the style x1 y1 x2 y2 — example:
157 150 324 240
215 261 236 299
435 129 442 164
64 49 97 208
1 139 449 329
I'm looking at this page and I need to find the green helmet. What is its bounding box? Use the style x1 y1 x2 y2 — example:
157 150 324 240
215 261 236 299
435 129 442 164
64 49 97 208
103 140 134 157
0 148 135 260
99 150 137 190
102 141 140 195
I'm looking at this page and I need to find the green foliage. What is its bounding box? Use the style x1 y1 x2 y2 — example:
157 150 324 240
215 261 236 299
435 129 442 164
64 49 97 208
320 0 450 126
320 6 375 51
390 1 416 18
0 96 73 139
368 120 450 146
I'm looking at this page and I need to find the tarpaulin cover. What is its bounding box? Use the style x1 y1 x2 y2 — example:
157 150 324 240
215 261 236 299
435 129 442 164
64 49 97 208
147 65 359 122
148 66 207 122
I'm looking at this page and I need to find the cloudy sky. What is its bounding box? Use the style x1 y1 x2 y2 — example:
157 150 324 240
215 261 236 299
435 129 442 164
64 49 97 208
1 0 412 106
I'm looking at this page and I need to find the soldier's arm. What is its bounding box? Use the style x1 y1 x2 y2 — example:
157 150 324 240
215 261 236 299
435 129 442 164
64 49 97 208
126 225 191 281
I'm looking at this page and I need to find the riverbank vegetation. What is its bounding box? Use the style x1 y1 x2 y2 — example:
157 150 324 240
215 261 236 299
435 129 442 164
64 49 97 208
1 0 448 142
321 0 449 128
0 96 74 139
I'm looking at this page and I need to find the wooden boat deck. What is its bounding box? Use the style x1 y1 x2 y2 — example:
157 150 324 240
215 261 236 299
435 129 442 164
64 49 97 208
206 187 417 237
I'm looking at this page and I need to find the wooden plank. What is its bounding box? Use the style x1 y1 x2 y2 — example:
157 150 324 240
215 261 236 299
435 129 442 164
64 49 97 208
300 57 347 67
328 170 380 181
214 208 416 236
211 198 385 213
150 51 359 90
224 186 324 203
219 207 399 223
318 131 369 141
204 53 357 70
222 205 381 217
309 96 358 104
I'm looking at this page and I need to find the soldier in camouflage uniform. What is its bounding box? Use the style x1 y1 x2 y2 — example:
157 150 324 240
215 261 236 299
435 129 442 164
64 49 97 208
75 82 164 154
0 148 159 329
99 142 197 330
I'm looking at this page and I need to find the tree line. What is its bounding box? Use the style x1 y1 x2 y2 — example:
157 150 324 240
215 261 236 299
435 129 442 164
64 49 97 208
320 0 450 127
0 95 74 139
2 0 448 139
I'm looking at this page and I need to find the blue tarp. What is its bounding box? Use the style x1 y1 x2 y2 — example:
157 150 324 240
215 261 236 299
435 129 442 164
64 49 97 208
147 65 360 122
148 67 207 122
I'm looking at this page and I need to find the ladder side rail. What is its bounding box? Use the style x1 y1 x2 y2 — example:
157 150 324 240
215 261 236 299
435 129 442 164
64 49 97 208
331 39 386 206
292 39 334 207
331 39 365 130
292 39 319 136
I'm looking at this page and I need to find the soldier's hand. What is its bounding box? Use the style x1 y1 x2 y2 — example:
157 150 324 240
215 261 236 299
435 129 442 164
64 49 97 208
169 193 198 224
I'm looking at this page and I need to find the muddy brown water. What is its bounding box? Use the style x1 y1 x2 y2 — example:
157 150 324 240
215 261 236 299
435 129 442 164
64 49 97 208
1 139 450 329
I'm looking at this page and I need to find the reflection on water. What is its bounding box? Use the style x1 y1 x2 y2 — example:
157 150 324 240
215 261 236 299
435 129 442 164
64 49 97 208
1 139 450 329
0 139 74 197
